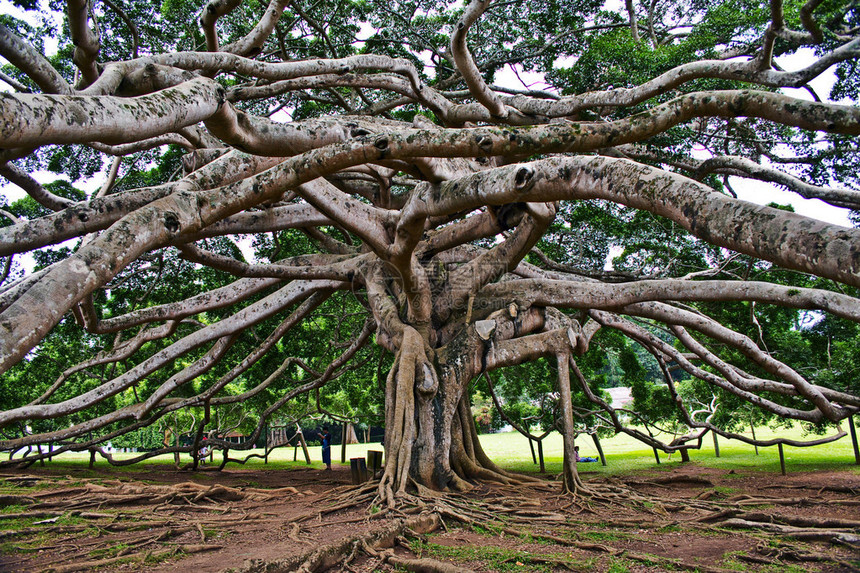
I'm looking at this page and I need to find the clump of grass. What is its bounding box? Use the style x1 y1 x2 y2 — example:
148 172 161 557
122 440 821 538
713 486 741 496
0 533 54 554
0 504 30 514
144 549 184 565
582 530 629 542
760 564 808 573
0 511 86 532
656 524 681 533
469 521 504 536
605 556 635 573
411 538 555 572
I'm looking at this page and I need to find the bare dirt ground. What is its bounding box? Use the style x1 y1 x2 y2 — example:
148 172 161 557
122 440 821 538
1 462 858 572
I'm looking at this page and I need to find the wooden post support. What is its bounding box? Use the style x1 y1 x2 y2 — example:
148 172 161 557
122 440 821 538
298 431 311 465
341 422 348 464
528 438 537 465
778 443 786 475
350 457 368 484
537 439 545 473
652 446 661 464
680 447 690 463
89 449 96 468
712 431 720 458
849 415 860 466
367 450 383 478
591 433 607 466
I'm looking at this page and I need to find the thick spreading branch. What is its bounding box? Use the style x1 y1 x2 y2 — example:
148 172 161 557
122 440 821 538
0 0 858 494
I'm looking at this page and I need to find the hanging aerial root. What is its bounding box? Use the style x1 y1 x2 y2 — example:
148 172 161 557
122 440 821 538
378 328 427 508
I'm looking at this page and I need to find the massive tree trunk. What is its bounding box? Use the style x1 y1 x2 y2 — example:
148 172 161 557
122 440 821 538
369 251 583 499
378 318 558 501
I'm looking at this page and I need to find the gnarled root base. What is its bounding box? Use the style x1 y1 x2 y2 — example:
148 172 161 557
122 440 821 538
260 474 859 572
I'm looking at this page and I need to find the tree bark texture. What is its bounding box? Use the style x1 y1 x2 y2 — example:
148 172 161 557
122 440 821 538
0 0 858 500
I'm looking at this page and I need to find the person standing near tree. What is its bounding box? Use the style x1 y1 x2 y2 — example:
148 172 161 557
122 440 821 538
198 437 209 465
318 427 332 470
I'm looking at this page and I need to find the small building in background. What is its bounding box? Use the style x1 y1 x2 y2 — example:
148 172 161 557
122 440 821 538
606 387 632 409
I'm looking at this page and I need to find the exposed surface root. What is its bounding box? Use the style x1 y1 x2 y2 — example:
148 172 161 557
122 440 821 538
285 481 379 524
29 480 290 511
381 551 473 573
0 473 281 571
225 474 860 571
224 512 442 573
48 544 221 573
4 467 858 572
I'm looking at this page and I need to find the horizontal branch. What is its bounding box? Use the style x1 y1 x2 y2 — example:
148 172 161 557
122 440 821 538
0 152 285 257
620 301 860 408
450 157 860 287
0 280 341 428
0 77 224 148
91 276 280 333
219 90 860 162
476 278 860 322
504 38 860 118
590 310 829 422
0 164 75 211
180 203 333 240
694 155 860 209
178 244 365 281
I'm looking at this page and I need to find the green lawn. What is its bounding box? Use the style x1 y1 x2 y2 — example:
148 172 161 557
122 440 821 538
477 423 860 476
12 421 860 476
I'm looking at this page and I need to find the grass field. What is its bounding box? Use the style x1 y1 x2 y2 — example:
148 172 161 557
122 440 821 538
477 422 860 476
13 421 860 476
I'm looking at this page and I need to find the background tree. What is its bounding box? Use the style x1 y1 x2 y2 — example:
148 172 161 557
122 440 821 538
0 0 859 503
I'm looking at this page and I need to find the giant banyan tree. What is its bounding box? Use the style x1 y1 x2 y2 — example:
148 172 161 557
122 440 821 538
0 0 859 503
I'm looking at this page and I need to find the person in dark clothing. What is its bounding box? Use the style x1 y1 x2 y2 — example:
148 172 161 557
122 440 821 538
318 427 332 470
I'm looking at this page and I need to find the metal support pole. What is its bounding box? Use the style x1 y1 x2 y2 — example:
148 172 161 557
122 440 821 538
537 439 545 473
341 421 348 464
849 414 860 465
778 443 786 475
751 421 759 455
